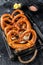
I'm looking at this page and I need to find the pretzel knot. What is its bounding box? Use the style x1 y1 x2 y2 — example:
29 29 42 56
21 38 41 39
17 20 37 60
12 9 24 17
1 14 13 30
0 9 37 51
7 29 37 51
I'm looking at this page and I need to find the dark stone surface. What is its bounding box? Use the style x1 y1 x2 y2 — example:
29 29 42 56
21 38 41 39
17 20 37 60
0 0 43 65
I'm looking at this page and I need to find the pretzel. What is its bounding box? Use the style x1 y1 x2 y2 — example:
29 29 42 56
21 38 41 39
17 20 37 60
12 9 24 17
7 30 19 43
0 9 37 52
1 14 12 22
0 9 37 63
11 14 30 34
7 29 37 51
12 14 27 23
4 25 19 35
1 14 13 30
15 18 31 37
1 18 13 30
16 18 32 31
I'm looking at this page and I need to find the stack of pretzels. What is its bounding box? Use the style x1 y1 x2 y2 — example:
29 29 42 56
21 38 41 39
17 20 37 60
0 9 37 52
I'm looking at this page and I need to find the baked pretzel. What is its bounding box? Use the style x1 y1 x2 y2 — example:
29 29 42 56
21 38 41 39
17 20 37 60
12 14 30 34
15 18 31 37
1 14 12 21
4 25 19 35
1 18 13 30
16 18 31 31
7 30 19 43
12 9 24 17
7 29 37 51
1 14 13 30
12 14 30 33
0 9 37 64
0 9 37 52
12 14 27 23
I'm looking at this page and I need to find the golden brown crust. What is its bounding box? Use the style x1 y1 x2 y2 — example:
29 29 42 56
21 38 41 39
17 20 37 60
16 18 32 30
7 29 37 51
0 9 37 51
1 14 13 30
12 14 27 23
1 14 12 20
12 9 24 17
1 18 13 30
